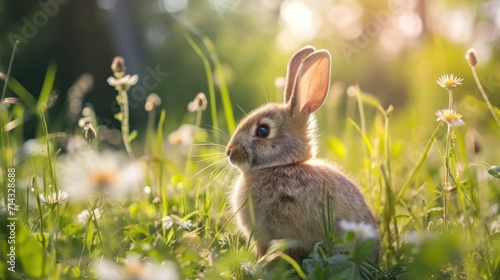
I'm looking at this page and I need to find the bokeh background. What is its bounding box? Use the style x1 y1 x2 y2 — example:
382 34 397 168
1 0 499 147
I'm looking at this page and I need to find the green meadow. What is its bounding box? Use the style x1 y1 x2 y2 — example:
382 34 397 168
1 1 500 279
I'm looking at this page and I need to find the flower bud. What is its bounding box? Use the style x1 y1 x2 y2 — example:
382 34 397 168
465 48 477 67
111 56 126 75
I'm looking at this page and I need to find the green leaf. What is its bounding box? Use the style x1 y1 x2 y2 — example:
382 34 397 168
64 266 82 279
114 112 123 121
63 223 83 237
171 174 186 185
347 118 374 157
327 136 347 159
359 92 382 108
36 62 57 113
128 130 138 142
85 221 95 250
16 224 49 278
8 78 37 110
351 239 376 263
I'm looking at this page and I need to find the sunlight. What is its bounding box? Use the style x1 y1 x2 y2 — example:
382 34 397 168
278 0 320 50
162 0 188 13
397 11 422 38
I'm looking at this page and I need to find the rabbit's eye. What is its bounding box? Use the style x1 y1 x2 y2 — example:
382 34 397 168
255 124 270 138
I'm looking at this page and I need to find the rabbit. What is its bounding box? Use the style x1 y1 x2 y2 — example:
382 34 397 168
225 46 379 262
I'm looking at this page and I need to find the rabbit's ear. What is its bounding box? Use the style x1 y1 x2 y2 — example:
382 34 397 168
290 50 331 115
284 46 316 103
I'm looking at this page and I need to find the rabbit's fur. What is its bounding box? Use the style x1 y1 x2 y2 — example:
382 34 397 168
226 46 379 261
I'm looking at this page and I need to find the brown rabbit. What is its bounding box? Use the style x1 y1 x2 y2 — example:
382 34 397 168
226 46 379 262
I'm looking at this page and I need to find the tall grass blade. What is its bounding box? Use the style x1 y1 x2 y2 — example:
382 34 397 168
202 37 235 133
397 124 441 200
7 78 37 110
1 40 19 101
37 62 57 113
184 33 219 133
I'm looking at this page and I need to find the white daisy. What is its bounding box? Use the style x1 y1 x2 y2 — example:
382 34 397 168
107 74 139 91
57 150 143 201
168 124 196 148
91 254 180 280
39 190 69 205
161 215 192 231
76 208 101 225
404 230 436 254
339 220 378 241
436 74 463 89
436 109 465 127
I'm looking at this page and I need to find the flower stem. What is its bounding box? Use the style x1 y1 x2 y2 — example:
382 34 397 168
119 89 135 159
447 89 453 110
470 66 500 129
184 109 202 175
443 124 451 230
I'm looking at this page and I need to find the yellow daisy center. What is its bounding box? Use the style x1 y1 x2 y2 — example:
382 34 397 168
444 80 458 87
442 113 461 121
124 263 146 277
91 170 120 190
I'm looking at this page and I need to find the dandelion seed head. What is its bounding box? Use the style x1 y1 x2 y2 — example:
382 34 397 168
437 74 463 90
144 186 151 194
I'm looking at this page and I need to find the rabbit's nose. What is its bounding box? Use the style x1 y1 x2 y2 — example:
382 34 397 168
225 148 231 157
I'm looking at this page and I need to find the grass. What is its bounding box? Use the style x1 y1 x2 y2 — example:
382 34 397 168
1 42 500 280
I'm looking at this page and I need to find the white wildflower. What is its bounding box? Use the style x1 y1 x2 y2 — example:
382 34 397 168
107 74 138 91
91 254 180 280
161 215 192 231
339 220 378 241
436 109 465 127
57 150 143 201
436 74 463 89
39 190 69 205
168 124 196 147
76 208 101 225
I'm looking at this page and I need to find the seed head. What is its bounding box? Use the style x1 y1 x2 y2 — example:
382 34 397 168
111 56 126 76
465 48 477 67
187 92 208 112
145 93 162 112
